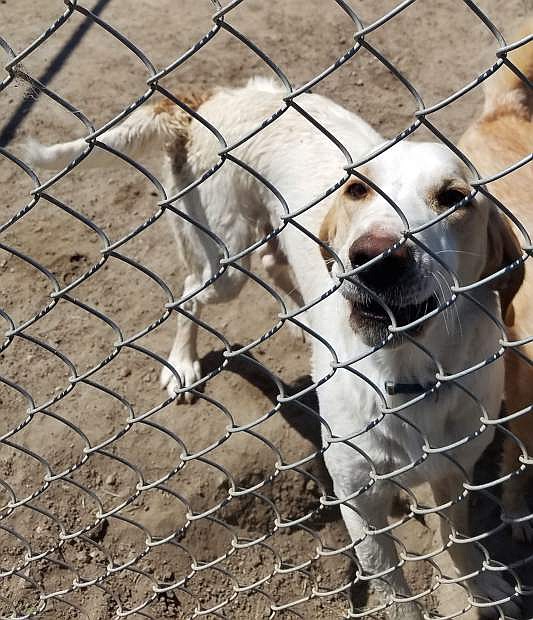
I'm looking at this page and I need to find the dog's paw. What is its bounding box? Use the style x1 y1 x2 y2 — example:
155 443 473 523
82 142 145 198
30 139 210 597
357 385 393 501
284 318 307 342
469 571 522 619
160 355 202 403
389 600 423 620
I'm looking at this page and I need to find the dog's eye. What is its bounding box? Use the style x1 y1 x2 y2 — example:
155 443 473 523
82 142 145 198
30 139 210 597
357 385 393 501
347 182 369 199
437 188 468 208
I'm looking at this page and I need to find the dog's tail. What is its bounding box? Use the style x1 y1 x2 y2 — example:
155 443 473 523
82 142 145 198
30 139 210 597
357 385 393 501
482 17 533 119
25 95 205 170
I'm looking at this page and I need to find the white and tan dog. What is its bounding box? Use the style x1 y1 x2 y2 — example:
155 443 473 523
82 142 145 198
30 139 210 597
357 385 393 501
28 77 524 617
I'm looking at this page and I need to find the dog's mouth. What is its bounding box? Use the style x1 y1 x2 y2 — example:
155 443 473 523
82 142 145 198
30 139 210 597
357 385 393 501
353 294 438 326
349 291 438 344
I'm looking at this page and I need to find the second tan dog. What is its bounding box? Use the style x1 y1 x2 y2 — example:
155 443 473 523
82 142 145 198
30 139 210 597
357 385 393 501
460 19 533 542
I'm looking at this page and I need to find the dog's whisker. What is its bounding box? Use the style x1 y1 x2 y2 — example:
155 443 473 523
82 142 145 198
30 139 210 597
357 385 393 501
435 268 463 338
431 272 451 336
448 288 463 338
434 249 482 257
435 269 459 333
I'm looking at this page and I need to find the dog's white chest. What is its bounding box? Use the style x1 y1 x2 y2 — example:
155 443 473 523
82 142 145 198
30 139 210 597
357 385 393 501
312 291 504 484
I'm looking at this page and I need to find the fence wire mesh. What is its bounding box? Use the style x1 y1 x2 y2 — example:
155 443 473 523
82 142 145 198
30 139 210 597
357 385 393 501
0 0 532 618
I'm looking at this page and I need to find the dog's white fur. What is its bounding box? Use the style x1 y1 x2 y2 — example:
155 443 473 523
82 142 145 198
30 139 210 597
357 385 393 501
28 77 524 618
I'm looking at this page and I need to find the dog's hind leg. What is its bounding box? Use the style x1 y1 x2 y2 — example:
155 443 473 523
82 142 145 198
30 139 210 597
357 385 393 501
160 170 252 402
160 263 251 402
259 237 305 339
259 238 303 309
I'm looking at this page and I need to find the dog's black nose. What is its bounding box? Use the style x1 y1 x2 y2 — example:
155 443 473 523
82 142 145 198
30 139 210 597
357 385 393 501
349 233 410 289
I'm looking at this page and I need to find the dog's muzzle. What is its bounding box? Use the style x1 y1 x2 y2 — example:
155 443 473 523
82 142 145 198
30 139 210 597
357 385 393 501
344 233 437 344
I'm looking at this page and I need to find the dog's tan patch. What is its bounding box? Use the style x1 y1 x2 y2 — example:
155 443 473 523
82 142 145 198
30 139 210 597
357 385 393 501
151 89 212 173
318 199 352 269
319 203 341 268
318 179 374 268
152 89 211 117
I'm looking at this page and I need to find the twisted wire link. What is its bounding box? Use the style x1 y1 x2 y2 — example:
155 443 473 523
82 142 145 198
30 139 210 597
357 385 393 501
0 0 531 618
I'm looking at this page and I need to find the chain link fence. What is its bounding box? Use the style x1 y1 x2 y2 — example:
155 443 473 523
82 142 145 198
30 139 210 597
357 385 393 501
0 1 532 618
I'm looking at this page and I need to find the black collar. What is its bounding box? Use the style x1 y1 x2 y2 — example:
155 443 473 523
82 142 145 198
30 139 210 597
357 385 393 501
384 380 437 396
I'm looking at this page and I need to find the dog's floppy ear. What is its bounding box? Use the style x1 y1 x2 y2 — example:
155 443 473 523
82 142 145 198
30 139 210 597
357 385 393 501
482 209 524 326
319 204 340 269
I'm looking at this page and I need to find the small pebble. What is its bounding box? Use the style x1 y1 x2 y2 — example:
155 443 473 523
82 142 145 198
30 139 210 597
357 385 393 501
305 479 316 493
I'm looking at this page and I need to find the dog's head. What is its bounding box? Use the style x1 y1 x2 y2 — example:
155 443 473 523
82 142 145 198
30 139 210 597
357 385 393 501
319 141 524 346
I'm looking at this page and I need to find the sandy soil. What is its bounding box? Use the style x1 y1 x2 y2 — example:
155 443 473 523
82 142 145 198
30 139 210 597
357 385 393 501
0 1 532 619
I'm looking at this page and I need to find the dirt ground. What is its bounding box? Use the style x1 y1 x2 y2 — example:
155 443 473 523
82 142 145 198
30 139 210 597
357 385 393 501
0 1 532 619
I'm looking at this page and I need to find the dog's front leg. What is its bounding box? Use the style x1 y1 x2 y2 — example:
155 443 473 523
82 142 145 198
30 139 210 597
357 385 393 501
336 483 423 620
